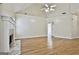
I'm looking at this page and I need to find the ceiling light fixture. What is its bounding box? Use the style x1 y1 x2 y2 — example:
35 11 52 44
41 4 56 13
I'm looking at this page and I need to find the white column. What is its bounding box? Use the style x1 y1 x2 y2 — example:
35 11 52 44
47 22 53 49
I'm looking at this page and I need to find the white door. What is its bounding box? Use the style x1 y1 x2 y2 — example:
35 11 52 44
72 15 78 38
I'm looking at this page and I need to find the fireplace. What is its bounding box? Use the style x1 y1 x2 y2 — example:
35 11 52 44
9 29 15 48
0 16 16 54
9 34 14 48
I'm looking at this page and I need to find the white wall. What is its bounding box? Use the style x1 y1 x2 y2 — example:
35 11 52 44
0 17 9 52
47 4 73 39
47 3 79 39
75 15 79 38
16 14 47 39
15 3 79 39
47 15 72 39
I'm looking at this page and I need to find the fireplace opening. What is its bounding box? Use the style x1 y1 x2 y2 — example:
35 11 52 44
9 34 13 48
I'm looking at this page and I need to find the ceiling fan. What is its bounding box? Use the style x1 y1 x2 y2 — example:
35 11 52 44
41 3 56 13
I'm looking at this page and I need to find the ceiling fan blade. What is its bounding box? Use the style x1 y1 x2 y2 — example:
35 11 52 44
45 4 49 7
50 5 56 8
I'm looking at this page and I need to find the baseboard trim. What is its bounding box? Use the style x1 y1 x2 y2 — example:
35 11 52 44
53 36 72 39
15 35 79 40
53 36 79 39
16 35 47 40
70 37 79 39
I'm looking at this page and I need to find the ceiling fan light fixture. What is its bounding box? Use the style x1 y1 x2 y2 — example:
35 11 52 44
45 9 49 12
41 4 56 13
47 7 50 10
50 8 55 11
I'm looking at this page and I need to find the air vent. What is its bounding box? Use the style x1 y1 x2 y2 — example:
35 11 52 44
62 12 66 14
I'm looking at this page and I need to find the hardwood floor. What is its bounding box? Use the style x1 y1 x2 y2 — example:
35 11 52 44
21 37 79 55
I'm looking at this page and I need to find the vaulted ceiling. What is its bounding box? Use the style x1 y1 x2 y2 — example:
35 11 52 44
0 3 79 17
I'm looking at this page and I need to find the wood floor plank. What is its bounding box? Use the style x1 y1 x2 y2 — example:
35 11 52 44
21 37 79 55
